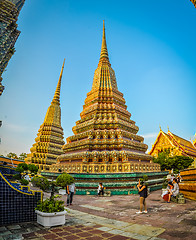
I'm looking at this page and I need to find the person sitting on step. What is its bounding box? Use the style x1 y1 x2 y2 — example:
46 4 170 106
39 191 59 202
168 178 179 203
98 183 104 196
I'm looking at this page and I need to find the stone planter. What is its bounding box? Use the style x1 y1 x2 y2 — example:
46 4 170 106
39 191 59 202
35 210 66 227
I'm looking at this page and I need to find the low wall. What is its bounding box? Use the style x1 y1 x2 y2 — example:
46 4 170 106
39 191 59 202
0 170 42 226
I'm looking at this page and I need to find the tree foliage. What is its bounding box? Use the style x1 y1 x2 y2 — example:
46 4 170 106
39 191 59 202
28 164 38 174
7 152 18 159
18 153 27 160
31 176 50 191
4 152 27 160
15 163 28 173
153 149 194 173
20 179 29 186
56 173 74 189
14 163 38 186
32 173 75 200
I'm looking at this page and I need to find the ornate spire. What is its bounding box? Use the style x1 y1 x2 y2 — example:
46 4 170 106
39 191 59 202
52 59 65 104
25 60 65 169
55 22 156 175
99 20 109 63
91 21 117 91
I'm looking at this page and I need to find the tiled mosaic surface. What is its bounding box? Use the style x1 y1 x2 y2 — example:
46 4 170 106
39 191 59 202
0 172 41 225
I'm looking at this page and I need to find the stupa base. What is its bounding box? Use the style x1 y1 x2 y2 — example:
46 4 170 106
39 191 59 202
48 162 160 174
41 171 167 195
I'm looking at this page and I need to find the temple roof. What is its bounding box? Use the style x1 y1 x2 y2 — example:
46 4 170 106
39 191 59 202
149 129 196 158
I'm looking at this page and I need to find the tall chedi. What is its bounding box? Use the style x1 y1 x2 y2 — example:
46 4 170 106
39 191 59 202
25 60 65 170
50 22 160 174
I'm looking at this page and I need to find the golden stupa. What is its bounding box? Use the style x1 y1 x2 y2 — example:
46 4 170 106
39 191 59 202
25 60 65 169
50 22 160 174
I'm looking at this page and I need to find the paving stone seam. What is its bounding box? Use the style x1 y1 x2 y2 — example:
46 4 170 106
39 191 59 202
66 208 166 240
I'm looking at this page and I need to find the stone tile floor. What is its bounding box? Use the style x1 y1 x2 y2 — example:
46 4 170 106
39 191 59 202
0 190 196 240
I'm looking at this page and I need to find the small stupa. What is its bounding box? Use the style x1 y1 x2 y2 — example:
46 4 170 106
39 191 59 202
25 60 65 169
49 22 159 173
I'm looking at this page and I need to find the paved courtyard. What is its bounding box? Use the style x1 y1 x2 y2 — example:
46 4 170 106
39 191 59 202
0 190 196 240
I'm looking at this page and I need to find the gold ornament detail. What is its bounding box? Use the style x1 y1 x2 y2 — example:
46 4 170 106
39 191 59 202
50 22 159 173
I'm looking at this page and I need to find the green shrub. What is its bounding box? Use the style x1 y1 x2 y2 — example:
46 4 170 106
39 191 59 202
31 176 50 191
15 163 28 172
56 173 74 189
20 179 29 185
13 173 21 180
36 195 65 213
28 164 38 174
143 175 148 181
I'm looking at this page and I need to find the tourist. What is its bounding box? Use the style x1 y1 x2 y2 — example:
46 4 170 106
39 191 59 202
24 174 30 181
136 179 148 214
166 174 172 182
171 174 175 182
168 178 179 203
162 181 173 202
67 182 76 206
98 183 104 196
176 174 182 184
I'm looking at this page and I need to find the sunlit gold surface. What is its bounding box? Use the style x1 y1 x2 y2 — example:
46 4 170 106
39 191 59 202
25 60 65 169
149 129 196 168
50 22 160 173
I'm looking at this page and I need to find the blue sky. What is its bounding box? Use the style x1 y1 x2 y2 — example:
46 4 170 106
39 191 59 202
0 0 196 155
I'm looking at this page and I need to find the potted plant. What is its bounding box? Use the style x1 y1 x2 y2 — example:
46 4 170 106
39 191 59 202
35 195 66 227
33 173 74 227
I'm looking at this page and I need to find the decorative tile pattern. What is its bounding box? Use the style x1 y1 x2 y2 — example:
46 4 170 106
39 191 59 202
0 171 41 225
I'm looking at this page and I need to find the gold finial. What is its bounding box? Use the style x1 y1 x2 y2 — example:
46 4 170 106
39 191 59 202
167 126 170 132
159 125 162 131
99 20 109 61
52 59 65 104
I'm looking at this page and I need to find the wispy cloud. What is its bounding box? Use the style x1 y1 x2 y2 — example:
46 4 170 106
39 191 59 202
142 132 158 139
